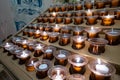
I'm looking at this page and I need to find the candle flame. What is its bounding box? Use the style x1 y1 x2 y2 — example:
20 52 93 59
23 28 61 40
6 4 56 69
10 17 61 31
36 30 40 34
91 26 94 30
54 69 63 80
31 61 34 65
36 44 42 49
88 9 91 13
22 40 27 44
52 12 56 17
97 58 101 64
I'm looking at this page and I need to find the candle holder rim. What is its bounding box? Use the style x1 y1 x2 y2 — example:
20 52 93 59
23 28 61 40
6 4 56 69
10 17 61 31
16 50 31 58
88 59 116 76
72 36 87 41
84 27 101 32
88 38 108 45
25 58 39 66
47 65 68 80
34 59 51 71
67 74 85 80
68 54 88 67
104 30 120 36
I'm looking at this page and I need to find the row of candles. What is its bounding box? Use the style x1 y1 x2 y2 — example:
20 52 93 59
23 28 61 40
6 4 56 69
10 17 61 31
24 25 120 45
37 9 120 25
2 41 116 80
48 0 120 12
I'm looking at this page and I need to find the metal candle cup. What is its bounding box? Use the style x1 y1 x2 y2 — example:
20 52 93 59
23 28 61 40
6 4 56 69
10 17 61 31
88 38 108 55
16 50 31 65
54 50 70 66
72 36 86 50
43 46 56 60
85 9 93 16
49 32 59 43
34 59 51 79
42 17 48 23
48 65 68 80
59 34 71 46
85 2 93 9
28 40 37 51
34 44 45 57
34 30 41 38
74 17 83 25
11 36 23 46
73 27 83 36
49 17 55 23
64 17 72 24
2 42 14 52
23 28 29 36
101 15 115 26
85 27 101 38
25 58 39 72
52 24 60 32
74 11 83 17
21 39 29 49
88 59 116 80
115 9 120 20
75 3 83 10
61 26 71 34
40 31 49 41
56 17 63 24
104 29 120 45
28 29 34 37
86 16 97 25
110 0 120 7
68 54 88 74
95 1 105 9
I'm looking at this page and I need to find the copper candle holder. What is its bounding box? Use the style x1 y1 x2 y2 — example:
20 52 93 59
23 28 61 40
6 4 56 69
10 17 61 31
64 17 72 24
28 29 34 37
40 31 49 41
86 16 98 25
48 65 68 80
34 30 41 38
101 15 115 26
67 3 74 11
73 27 83 36
32 23 38 30
49 17 55 23
44 25 52 32
49 32 59 43
104 29 120 45
20 39 29 49
4 45 16 56
16 50 31 65
74 11 83 17
37 24 44 31
88 59 116 80
85 27 101 38
54 5 60 12
54 50 70 66
11 36 23 46
85 2 93 9
65 12 73 17
37 16 42 22
25 58 39 72
60 4 67 12
110 0 120 7
34 43 45 57
72 36 86 50
51 12 57 17
52 24 61 32
74 17 83 25
88 38 108 55
68 54 88 74
43 46 56 60
56 17 63 24
34 59 51 79
57 13 64 17
85 9 93 16
28 40 37 51
61 26 71 34
59 34 71 46
75 2 83 10
95 1 105 9
48 5 54 12
98 10 108 17
2 42 14 52
42 17 48 23
67 74 85 80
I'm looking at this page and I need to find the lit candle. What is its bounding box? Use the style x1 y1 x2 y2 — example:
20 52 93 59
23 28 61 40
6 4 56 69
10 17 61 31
34 60 51 79
34 30 41 38
74 17 83 25
73 27 83 36
86 9 93 16
34 44 44 57
48 65 68 80
40 31 49 41
21 40 28 49
53 24 60 32
88 59 116 80
54 50 70 66
49 32 59 43
101 15 114 26
52 12 57 17
49 17 55 23
104 29 120 45
85 26 101 38
72 36 86 50
68 54 88 74
25 58 38 72
88 38 108 55
96 59 109 74
86 16 97 25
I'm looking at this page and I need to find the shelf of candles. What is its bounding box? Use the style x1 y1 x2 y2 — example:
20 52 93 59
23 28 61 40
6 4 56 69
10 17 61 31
0 36 120 80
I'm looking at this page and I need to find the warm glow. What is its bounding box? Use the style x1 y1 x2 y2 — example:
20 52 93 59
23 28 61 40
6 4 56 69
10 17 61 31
35 30 40 34
21 51 28 58
5 43 11 47
42 31 47 36
91 26 94 30
22 40 27 44
54 69 63 80
97 58 101 64
31 61 34 65
36 44 42 49
52 12 56 17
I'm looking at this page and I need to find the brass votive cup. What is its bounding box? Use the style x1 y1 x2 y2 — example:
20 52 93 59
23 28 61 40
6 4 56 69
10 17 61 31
54 50 70 66
68 54 88 74
74 17 83 25
86 16 98 25
88 38 108 55
49 32 59 43
95 1 105 9
73 27 83 36
110 0 120 7
56 17 63 24
49 17 55 23
40 31 49 41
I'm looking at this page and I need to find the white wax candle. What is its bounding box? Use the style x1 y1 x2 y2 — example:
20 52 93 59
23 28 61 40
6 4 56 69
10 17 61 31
58 54 66 58
36 44 42 50
45 49 52 53
96 59 109 74
39 64 48 69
